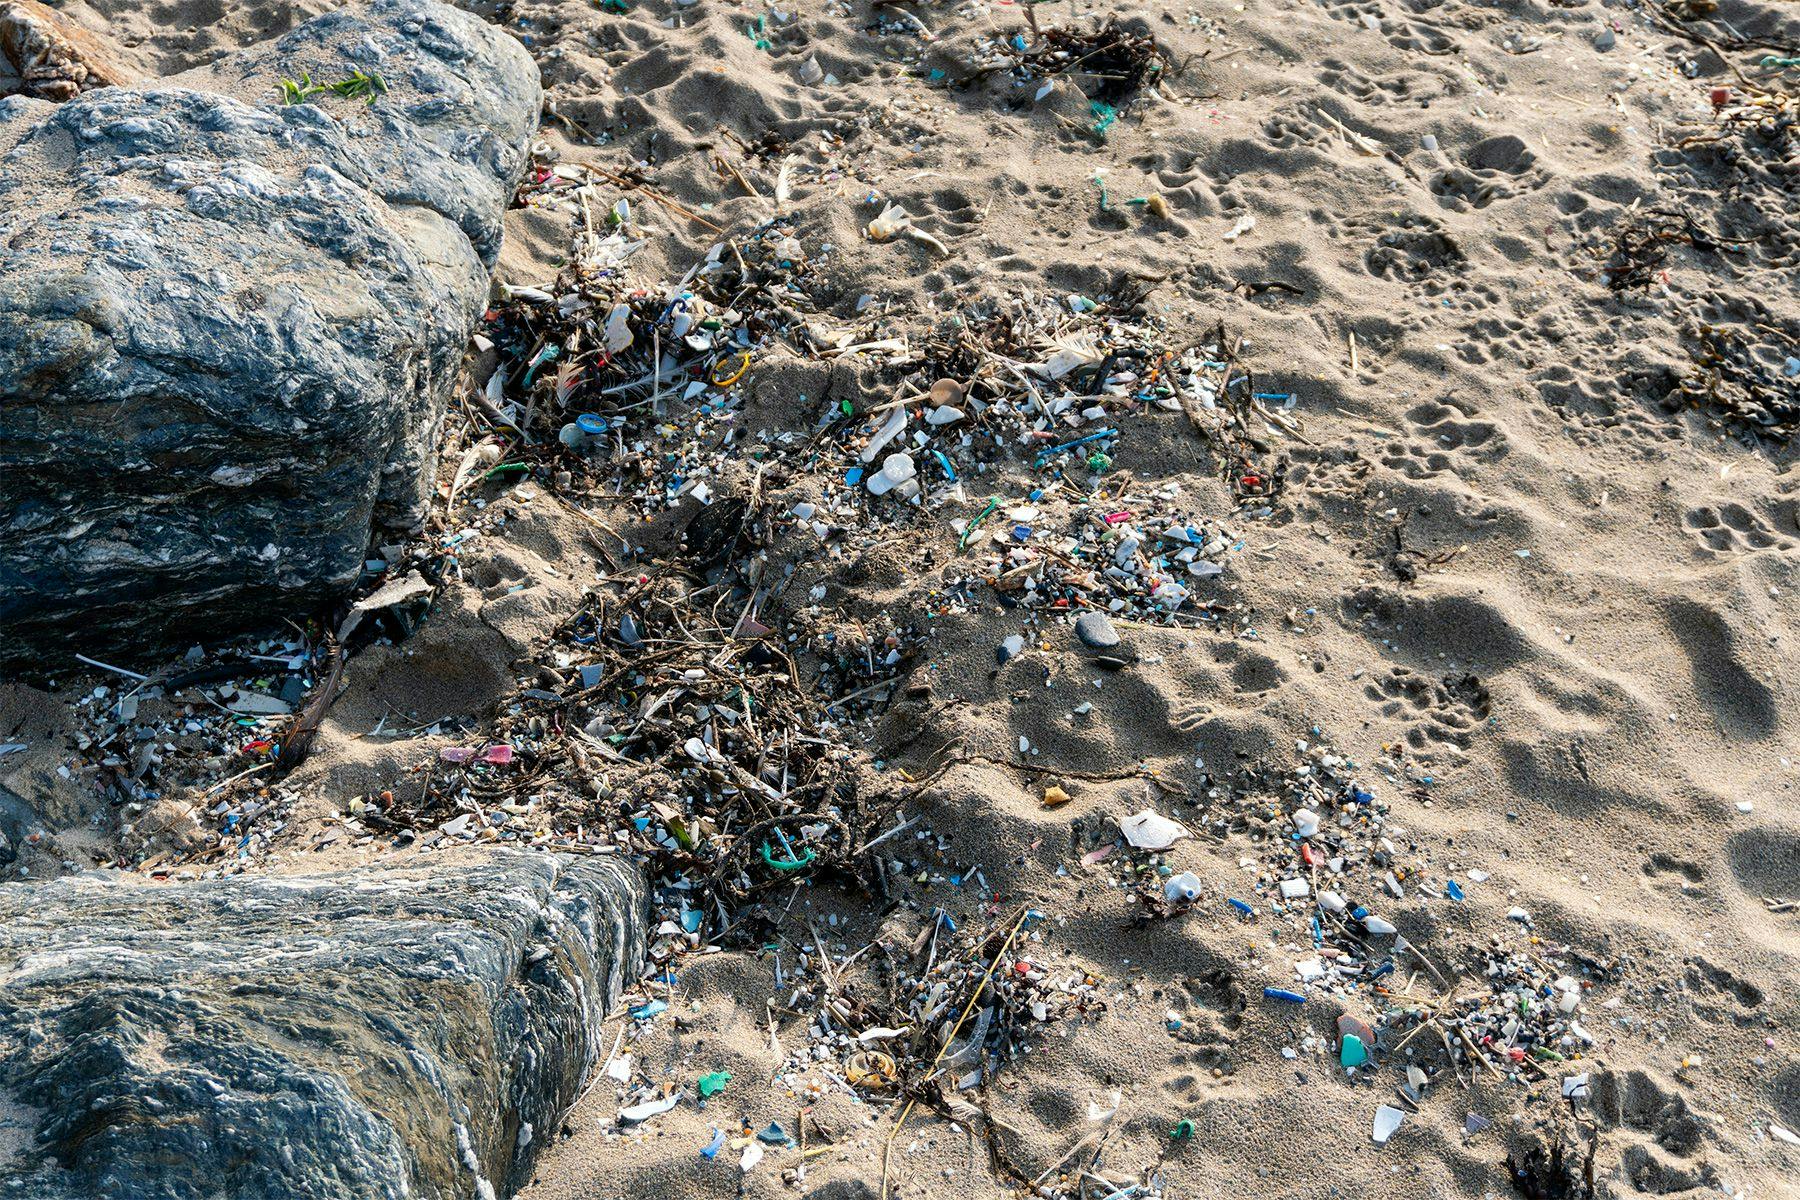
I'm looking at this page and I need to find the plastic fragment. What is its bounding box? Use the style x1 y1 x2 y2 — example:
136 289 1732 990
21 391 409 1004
1120 810 1189 850
619 1091 681 1124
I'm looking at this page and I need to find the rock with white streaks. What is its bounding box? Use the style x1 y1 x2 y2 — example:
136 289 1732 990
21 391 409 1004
0 0 540 667
0 850 647 1199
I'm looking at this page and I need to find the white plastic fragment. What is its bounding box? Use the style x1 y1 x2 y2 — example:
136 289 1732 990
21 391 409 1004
861 405 907 462
604 303 634 353
1163 871 1203 903
619 1092 682 1124
866 452 917 498
1372 1105 1405 1144
1223 212 1257 241
866 201 912 241
1086 1090 1121 1123
1120 810 1189 851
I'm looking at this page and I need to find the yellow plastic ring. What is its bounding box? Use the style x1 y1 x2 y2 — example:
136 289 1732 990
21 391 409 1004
711 350 752 386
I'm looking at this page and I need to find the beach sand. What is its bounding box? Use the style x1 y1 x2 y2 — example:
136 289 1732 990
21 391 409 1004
8 0 1798 1195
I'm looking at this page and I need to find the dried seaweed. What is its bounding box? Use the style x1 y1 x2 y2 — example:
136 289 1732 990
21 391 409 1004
1672 314 1800 439
1018 16 1171 106
1597 208 1747 292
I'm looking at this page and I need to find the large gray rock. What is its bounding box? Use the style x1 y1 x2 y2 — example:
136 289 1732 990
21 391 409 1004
0 851 647 1199
0 0 541 667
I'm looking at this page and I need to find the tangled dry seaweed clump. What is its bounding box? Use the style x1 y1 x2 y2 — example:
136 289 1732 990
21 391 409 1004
1015 15 1175 108
1631 11 1800 441
1672 310 1800 439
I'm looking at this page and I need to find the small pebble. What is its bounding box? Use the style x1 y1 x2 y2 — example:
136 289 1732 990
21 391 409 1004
1074 611 1120 649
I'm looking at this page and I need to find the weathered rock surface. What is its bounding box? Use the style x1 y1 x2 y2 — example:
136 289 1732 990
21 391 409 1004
0 0 140 101
0 851 647 1199
0 0 541 668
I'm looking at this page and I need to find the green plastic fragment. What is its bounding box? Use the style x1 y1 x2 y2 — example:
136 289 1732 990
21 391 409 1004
698 1071 732 1097
1170 1119 1195 1140
761 842 817 871
959 497 1001 550
1340 1033 1368 1067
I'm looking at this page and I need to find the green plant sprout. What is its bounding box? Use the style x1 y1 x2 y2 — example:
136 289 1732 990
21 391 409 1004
278 66 389 107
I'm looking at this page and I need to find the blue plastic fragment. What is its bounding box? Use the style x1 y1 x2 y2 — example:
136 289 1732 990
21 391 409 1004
701 1128 726 1160
1446 880 1465 901
630 1000 668 1020
757 1122 789 1144
1263 988 1307 1004
1033 427 1117 468
1227 898 1254 917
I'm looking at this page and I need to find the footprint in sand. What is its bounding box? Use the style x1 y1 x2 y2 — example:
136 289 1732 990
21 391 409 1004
1683 501 1796 556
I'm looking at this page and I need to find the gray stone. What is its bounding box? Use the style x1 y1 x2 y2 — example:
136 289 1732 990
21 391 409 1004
0 850 647 1199
0 0 541 668
1074 611 1121 649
